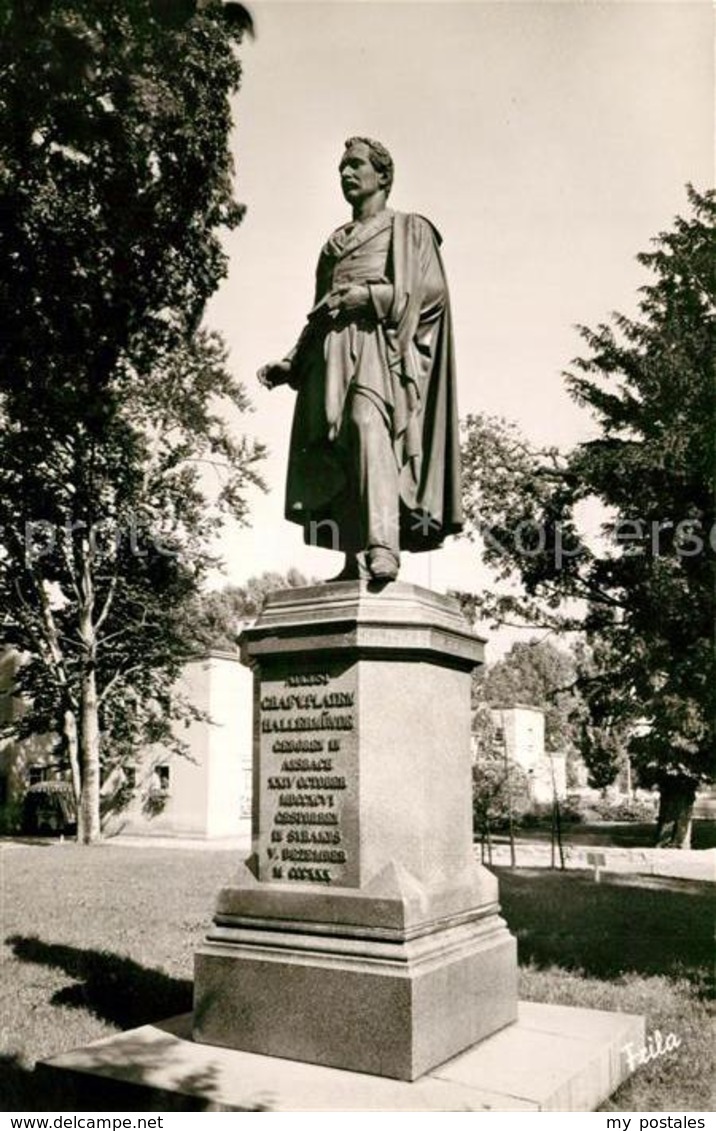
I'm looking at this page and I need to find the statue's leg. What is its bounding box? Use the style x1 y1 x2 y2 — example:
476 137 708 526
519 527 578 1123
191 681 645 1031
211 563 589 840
347 393 400 581
327 551 370 583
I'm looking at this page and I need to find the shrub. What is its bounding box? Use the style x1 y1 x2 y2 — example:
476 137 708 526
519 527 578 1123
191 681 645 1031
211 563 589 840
593 796 658 823
561 793 587 824
0 798 24 835
518 794 585 828
472 756 532 835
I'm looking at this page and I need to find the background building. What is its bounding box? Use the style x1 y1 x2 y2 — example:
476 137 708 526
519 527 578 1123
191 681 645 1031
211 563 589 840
0 650 252 839
103 652 252 839
488 704 567 804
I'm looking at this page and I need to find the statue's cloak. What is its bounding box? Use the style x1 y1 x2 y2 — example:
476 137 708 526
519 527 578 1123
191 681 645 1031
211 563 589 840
284 211 463 552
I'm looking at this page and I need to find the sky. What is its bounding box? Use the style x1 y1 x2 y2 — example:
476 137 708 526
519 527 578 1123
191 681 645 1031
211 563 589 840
204 0 713 653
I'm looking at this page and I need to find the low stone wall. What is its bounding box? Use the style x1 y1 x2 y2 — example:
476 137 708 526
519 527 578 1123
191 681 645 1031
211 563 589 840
476 841 715 882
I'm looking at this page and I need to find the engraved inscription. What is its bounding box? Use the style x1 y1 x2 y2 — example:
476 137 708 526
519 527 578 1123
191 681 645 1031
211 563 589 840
257 666 358 887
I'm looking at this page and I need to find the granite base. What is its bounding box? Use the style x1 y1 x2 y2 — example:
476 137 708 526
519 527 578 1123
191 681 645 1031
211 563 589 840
38 1001 645 1111
194 904 517 1081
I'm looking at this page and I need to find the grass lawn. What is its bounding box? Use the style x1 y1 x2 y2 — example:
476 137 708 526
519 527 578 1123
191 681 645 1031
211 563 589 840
497 867 714 1111
1 842 713 1111
1 842 238 1110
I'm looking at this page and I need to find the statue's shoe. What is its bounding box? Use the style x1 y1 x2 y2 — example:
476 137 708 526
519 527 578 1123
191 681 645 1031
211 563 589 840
367 547 400 582
326 553 371 582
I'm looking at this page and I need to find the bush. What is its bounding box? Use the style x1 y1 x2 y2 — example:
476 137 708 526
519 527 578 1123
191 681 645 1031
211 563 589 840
519 802 553 828
518 794 585 828
473 756 532 835
592 796 657 823
561 793 587 824
0 798 25 836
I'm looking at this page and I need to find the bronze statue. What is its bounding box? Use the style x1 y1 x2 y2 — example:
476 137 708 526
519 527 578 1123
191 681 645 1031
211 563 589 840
258 137 462 583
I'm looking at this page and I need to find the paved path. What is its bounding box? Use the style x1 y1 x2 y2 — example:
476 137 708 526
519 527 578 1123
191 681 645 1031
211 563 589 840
4 833 713 881
476 840 715 882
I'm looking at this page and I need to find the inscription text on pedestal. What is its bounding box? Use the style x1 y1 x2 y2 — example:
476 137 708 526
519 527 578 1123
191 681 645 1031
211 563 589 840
258 665 359 887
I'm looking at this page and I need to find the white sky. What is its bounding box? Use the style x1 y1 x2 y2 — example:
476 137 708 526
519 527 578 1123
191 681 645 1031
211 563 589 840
204 0 713 653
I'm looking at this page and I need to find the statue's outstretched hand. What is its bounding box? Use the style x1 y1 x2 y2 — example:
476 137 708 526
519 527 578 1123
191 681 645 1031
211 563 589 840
257 360 292 389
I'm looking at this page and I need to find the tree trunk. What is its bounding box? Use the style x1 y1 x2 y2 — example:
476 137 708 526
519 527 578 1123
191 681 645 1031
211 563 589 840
77 666 101 843
554 795 565 870
549 754 565 869
77 543 101 845
504 727 516 869
655 777 697 848
63 708 82 814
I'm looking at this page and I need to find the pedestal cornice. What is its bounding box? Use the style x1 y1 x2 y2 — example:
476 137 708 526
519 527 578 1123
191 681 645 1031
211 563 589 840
240 580 485 671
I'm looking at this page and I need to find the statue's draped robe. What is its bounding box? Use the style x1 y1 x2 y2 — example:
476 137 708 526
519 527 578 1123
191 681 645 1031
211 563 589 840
285 210 463 553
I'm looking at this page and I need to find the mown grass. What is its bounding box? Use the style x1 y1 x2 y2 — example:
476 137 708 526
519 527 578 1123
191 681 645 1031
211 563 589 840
0 842 239 1109
0 843 713 1111
497 868 714 1111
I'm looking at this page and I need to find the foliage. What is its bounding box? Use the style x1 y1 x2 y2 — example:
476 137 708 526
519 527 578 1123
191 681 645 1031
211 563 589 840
472 752 532 836
461 186 716 846
0 0 263 841
470 700 500 762
520 794 585 827
190 568 313 651
0 795 24 836
472 637 583 754
469 637 608 790
591 795 658 824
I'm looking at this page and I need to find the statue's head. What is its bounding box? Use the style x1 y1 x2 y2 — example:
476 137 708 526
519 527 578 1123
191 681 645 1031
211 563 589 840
340 137 394 204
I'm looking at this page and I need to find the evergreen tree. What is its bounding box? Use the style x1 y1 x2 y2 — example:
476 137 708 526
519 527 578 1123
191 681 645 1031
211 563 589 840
461 187 715 846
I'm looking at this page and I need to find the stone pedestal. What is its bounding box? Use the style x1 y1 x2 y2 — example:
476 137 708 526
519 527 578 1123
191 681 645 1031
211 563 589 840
193 581 517 1081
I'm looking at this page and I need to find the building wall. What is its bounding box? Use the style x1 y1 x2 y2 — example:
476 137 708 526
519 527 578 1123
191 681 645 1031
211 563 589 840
494 705 545 773
206 653 253 833
1 649 253 839
527 751 567 805
489 704 566 804
104 653 252 839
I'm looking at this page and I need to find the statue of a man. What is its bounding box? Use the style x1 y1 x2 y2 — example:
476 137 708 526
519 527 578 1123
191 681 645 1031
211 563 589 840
258 137 462 583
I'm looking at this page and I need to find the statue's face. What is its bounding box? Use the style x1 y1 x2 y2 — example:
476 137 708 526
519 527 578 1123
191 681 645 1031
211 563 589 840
339 143 386 205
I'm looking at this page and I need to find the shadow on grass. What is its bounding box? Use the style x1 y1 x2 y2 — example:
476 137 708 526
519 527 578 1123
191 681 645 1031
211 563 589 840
0 837 57 848
497 868 714 990
1 1054 45 1111
2 943 278 1111
5 935 193 1029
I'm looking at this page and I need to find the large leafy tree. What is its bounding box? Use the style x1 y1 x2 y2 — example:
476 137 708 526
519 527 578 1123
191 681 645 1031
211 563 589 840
0 0 264 842
472 639 583 757
461 186 715 847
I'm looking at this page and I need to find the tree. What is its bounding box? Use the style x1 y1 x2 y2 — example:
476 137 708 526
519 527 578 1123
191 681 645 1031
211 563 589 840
473 638 583 759
0 1 263 843
191 569 313 651
461 186 715 847
571 638 633 792
470 644 580 868
471 707 531 866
